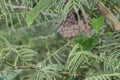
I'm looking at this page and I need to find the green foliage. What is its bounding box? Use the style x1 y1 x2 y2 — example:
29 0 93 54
33 64 64 80
91 16 104 32
26 0 54 26
0 0 120 80
85 73 120 80
38 43 68 65
73 34 99 51
0 69 23 80
65 31 120 79
66 44 98 76
0 45 38 66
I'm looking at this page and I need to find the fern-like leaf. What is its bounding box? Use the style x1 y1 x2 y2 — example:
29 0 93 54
85 73 120 80
67 44 98 76
0 69 23 80
0 45 38 66
31 64 63 80
38 43 68 65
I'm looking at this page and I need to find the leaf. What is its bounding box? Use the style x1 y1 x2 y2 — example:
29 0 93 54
66 44 98 76
85 73 120 80
73 34 99 51
26 0 53 27
91 16 104 32
0 69 23 80
34 64 64 80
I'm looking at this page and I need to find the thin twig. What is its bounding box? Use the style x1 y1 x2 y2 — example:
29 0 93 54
2 60 15 68
2 60 35 69
59 72 86 78
2 60 86 77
